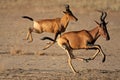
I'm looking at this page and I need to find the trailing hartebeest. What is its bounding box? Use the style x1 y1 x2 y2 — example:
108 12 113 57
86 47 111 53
56 11 110 73
22 5 78 46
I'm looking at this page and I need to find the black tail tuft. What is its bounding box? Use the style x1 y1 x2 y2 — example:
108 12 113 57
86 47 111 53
41 37 54 41
22 16 33 21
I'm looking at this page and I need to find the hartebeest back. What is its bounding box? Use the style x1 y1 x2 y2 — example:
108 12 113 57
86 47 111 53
22 5 78 45
57 11 110 73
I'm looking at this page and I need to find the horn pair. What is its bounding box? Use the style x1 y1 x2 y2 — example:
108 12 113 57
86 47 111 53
64 4 70 12
97 10 107 21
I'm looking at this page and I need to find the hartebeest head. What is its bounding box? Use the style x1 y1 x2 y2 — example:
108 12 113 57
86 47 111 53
95 11 110 40
63 4 78 21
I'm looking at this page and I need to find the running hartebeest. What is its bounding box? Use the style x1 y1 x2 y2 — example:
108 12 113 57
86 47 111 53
57 11 110 73
22 5 78 46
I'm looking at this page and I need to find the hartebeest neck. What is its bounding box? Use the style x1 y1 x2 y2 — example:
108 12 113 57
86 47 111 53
89 26 100 43
61 15 69 29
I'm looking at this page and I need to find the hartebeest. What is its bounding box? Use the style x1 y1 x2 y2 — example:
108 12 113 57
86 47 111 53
57 11 110 73
22 5 78 45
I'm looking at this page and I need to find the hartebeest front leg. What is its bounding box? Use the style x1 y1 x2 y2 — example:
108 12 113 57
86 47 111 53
86 45 106 62
43 32 60 50
87 49 100 60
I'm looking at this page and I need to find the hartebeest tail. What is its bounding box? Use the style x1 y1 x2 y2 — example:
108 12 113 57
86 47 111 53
57 11 110 74
22 16 33 21
22 4 78 49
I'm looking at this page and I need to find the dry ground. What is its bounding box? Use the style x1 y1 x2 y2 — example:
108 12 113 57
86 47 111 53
0 0 120 80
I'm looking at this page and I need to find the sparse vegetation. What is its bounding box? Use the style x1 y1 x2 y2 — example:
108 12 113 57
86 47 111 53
10 46 23 55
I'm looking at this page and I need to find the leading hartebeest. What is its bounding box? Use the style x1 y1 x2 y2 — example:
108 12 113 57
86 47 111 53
57 11 110 73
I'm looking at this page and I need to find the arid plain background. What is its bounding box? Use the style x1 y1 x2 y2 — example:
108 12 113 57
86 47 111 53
0 0 120 80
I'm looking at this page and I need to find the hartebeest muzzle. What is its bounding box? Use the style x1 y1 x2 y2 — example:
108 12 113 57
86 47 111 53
106 33 110 40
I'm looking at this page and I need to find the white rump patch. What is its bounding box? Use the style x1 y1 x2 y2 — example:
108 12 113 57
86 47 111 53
33 21 40 30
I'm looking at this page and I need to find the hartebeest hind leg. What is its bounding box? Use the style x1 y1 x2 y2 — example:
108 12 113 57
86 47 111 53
23 27 33 43
63 45 78 74
66 49 77 74
87 45 106 62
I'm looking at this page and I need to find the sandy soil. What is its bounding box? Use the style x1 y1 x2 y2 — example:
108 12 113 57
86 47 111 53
0 0 120 80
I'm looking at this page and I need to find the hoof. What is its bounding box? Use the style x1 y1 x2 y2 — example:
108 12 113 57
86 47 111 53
102 57 106 63
84 59 89 62
23 38 28 40
84 58 93 62
42 48 46 50
46 42 52 44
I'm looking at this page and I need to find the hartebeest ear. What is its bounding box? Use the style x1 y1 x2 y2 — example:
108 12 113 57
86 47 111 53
63 11 67 14
94 20 100 25
106 21 109 25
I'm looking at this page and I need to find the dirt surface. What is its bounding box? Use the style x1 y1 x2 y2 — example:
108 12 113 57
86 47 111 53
0 0 120 80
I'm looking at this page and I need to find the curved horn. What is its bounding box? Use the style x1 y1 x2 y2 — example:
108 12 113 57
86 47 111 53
96 10 104 21
96 10 107 21
64 4 70 12
102 11 107 20
65 4 70 9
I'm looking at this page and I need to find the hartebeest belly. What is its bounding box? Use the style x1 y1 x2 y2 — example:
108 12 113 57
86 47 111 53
34 18 60 33
58 30 93 49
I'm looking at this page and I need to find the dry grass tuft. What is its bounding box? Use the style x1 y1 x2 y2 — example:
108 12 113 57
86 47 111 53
10 46 24 55
9 46 45 56
34 51 45 56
